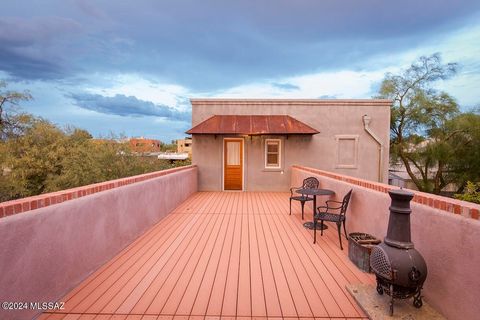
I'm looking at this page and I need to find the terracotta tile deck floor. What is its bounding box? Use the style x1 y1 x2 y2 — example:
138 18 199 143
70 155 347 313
40 192 375 320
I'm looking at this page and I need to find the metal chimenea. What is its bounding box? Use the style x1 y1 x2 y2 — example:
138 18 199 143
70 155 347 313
370 189 427 315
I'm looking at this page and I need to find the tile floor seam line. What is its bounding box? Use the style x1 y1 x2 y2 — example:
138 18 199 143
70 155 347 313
251 193 259 215
198 192 217 214
260 213 301 317
62 213 181 305
276 213 339 312
308 213 366 283
206 191 224 214
204 209 237 317
235 192 241 215
222 192 232 215
215 192 228 214
159 212 225 315
217 212 239 317
212 192 223 214
124 214 209 314
267 195 320 317
195 213 233 316
63 213 190 313
91 213 201 314
176 192 204 213
254 192 264 215
107 214 204 315
200 192 217 213
262 192 274 215
252 192 283 316
229 191 237 214
170 192 197 213
292 213 360 286
229 192 235 215
287 214 361 317
262 208 313 318
256 212 285 318
273 213 331 317
247 212 252 317
183 213 299 216
171 212 229 317
250 210 268 317
141 213 217 314
216 191 230 214
237 192 243 215
256 193 264 215
194 192 213 214
234 210 244 317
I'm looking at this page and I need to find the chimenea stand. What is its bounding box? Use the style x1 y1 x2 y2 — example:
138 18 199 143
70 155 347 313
369 189 427 315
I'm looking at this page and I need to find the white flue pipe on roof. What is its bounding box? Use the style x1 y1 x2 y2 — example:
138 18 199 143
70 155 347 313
362 114 384 182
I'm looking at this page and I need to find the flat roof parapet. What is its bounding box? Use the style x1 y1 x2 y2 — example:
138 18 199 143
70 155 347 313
190 98 393 107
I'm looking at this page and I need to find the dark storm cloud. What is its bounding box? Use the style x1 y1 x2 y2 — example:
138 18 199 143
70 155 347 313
69 93 191 122
0 16 83 80
1 0 480 88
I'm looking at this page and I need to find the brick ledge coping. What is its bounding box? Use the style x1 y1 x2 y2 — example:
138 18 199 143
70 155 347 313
0 165 197 218
293 165 480 220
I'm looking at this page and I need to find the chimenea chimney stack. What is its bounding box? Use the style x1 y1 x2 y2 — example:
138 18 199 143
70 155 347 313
370 189 428 315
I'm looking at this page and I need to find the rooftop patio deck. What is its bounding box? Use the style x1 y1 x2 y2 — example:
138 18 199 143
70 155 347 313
40 191 374 320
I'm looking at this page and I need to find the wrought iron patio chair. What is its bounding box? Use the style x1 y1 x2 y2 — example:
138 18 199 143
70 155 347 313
289 177 319 220
314 189 353 250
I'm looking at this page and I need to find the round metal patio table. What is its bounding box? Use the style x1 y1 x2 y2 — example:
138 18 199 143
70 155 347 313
295 188 335 230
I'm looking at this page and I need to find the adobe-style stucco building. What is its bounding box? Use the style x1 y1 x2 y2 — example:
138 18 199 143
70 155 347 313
176 137 193 157
187 99 391 191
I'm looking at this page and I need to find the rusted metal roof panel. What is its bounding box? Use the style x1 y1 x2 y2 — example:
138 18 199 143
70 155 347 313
218 115 236 134
200 115 221 133
268 116 287 134
251 115 268 134
236 115 252 134
186 115 319 135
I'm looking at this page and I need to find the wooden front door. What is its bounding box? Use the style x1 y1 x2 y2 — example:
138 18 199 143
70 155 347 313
224 139 243 190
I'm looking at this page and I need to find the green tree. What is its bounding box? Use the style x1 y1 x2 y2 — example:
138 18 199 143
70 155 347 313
0 80 32 140
454 181 480 204
1 118 66 200
0 115 191 202
445 111 480 191
377 53 462 194
161 141 177 152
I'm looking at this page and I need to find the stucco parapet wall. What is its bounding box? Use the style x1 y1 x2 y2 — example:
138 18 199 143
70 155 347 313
0 165 197 218
293 165 480 220
190 98 392 107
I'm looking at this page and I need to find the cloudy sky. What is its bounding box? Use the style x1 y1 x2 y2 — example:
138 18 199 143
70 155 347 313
1 0 480 142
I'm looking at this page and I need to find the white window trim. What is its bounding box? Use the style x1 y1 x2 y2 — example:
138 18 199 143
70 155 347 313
264 138 282 169
335 135 359 169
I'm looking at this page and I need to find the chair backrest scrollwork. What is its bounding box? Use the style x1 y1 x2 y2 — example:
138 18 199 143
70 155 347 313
302 177 319 190
340 189 353 217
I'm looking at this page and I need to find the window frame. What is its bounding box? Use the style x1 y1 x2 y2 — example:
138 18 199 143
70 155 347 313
264 138 282 169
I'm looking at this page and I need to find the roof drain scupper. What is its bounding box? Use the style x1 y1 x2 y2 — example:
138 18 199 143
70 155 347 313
362 114 384 182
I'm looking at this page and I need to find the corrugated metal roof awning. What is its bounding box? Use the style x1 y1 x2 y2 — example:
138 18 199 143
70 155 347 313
186 115 319 135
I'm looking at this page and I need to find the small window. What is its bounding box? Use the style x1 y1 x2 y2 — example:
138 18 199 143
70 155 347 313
265 139 281 168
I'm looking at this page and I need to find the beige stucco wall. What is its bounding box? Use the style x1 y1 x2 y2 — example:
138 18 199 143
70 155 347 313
177 138 192 156
190 99 391 191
